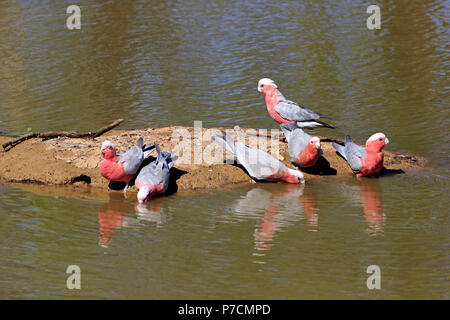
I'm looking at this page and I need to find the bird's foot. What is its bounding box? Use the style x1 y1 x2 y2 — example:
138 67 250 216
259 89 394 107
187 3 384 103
123 184 130 198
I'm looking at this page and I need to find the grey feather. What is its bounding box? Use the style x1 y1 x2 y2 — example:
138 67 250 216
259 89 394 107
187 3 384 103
274 93 334 128
136 137 143 149
212 132 288 180
211 132 236 155
281 124 312 163
135 143 173 194
275 100 322 122
118 138 146 175
332 135 367 172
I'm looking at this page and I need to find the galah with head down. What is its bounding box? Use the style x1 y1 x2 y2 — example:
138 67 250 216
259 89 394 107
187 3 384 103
100 137 154 193
332 133 389 177
257 78 334 129
212 131 305 184
280 122 322 168
135 143 175 203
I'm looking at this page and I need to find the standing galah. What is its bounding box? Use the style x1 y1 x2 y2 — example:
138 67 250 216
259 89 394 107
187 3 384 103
135 144 175 203
280 122 322 168
100 137 154 193
212 131 305 184
257 78 334 129
332 133 389 177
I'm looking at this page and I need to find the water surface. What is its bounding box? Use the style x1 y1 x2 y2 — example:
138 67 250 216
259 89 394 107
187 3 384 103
0 0 448 299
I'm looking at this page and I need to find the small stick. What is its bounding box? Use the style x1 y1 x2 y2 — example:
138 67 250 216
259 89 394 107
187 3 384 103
2 119 124 151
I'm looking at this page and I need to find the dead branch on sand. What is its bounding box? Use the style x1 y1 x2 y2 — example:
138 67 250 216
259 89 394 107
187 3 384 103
2 119 124 151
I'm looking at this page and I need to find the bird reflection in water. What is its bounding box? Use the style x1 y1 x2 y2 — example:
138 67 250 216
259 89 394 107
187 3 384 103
359 179 384 235
231 183 318 261
98 196 168 248
134 202 166 227
339 178 385 235
98 197 131 248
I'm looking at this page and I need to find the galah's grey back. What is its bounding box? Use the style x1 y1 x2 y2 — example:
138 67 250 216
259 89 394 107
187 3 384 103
135 144 173 193
280 123 312 163
212 132 288 180
275 99 322 122
332 135 367 172
118 138 154 175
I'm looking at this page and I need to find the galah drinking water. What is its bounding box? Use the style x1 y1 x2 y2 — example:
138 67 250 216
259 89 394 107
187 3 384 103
212 131 305 184
280 122 322 168
332 133 389 177
135 143 175 203
257 78 334 129
100 137 154 193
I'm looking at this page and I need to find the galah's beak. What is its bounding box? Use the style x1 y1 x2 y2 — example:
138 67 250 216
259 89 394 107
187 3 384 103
385 138 389 144
257 86 262 92
138 200 143 204
315 142 321 149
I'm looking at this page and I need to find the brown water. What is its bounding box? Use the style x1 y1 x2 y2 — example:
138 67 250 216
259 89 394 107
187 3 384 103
0 0 449 299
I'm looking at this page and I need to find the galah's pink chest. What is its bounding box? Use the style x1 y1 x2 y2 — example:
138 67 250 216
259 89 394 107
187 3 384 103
266 94 292 124
360 152 384 176
295 149 320 168
267 168 285 180
268 168 299 183
100 159 131 182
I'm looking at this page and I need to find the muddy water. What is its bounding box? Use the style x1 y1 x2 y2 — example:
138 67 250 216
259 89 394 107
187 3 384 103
0 1 448 299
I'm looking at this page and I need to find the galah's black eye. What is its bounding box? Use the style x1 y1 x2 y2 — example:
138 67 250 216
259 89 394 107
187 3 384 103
261 84 264 87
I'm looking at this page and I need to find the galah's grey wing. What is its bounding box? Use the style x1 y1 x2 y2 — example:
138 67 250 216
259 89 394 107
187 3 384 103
152 144 173 193
280 123 296 142
135 160 160 187
280 124 312 162
118 145 144 175
235 142 287 180
288 129 312 162
343 136 367 172
275 100 323 122
153 144 168 185
160 151 175 171
136 137 143 149
160 164 171 193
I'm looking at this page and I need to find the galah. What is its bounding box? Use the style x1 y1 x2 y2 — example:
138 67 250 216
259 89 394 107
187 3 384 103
100 137 154 193
135 143 175 203
332 133 389 177
212 131 305 184
257 78 334 129
280 122 322 168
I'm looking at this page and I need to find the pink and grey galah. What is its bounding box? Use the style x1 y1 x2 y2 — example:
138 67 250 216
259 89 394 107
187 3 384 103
257 78 334 129
212 131 305 184
280 122 322 168
332 133 389 177
135 143 175 203
99 137 155 193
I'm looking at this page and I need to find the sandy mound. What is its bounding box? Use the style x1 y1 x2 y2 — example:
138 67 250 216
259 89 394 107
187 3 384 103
0 126 426 194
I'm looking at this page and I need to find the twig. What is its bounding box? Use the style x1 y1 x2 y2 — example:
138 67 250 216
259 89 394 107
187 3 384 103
2 119 124 151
